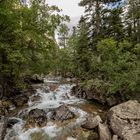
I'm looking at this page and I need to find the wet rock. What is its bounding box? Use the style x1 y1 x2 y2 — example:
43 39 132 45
30 94 41 103
32 74 44 83
24 74 44 84
30 131 50 140
76 130 99 140
49 84 59 91
87 131 99 140
72 85 123 106
0 100 13 115
106 96 120 106
7 118 20 128
0 116 7 140
71 85 106 104
71 85 87 99
27 108 47 127
13 94 29 107
52 105 75 121
81 115 102 130
108 100 140 140
98 123 112 140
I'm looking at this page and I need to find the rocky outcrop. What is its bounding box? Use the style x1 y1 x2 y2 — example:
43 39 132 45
27 108 47 127
51 105 75 121
0 116 7 140
71 85 122 106
81 115 102 130
108 100 140 140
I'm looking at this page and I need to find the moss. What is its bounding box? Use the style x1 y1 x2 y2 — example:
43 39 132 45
2 99 13 108
30 131 50 140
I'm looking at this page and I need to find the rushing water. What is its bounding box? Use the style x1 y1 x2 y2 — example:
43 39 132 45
4 78 104 140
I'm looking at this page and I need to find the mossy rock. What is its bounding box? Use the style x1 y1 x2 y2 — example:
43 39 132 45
77 130 99 140
30 131 50 140
2 99 13 107
87 131 99 140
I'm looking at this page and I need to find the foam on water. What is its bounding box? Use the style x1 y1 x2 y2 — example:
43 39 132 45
5 78 87 140
28 84 84 111
67 137 77 140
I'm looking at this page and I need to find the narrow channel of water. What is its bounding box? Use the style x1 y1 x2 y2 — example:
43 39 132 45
5 78 105 140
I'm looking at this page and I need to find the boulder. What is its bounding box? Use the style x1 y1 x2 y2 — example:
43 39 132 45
0 100 13 115
98 123 112 140
52 105 75 121
71 85 123 106
71 85 106 104
106 95 121 106
108 100 140 140
31 74 44 84
81 115 102 130
0 116 7 140
24 74 44 84
27 108 47 127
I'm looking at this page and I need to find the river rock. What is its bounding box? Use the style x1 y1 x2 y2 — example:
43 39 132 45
71 85 106 104
98 123 112 140
31 74 44 84
0 99 14 115
7 118 20 128
13 94 29 107
24 74 44 84
81 115 102 130
71 85 123 106
52 105 75 121
0 116 7 140
108 100 140 140
27 108 47 127
112 135 119 140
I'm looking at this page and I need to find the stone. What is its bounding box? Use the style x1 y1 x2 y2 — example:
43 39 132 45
7 118 20 128
24 74 44 84
108 100 140 140
13 94 29 107
112 135 119 140
31 74 44 83
0 100 13 115
98 123 112 140
106 96 120 106
71 85 123 106
27 108 47 127
0 116 7 140
71 85 106 104
52 105 75 121
81 115 102 130
87 131 99 140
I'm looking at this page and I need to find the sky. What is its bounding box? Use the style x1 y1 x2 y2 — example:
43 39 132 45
47 0 84 18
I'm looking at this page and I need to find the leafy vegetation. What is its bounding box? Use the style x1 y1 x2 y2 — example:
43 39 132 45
0 0 139 101
57 0 140 100
0 0 67 97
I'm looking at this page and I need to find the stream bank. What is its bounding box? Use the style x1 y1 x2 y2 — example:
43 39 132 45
0 77 106 140
0 77 140 140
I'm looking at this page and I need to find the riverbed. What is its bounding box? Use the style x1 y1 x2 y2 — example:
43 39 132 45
4 78 106 140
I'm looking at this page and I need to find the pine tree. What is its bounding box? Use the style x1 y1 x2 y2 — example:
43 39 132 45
73 17 91 79
79 0 123 49
125 0 140 44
